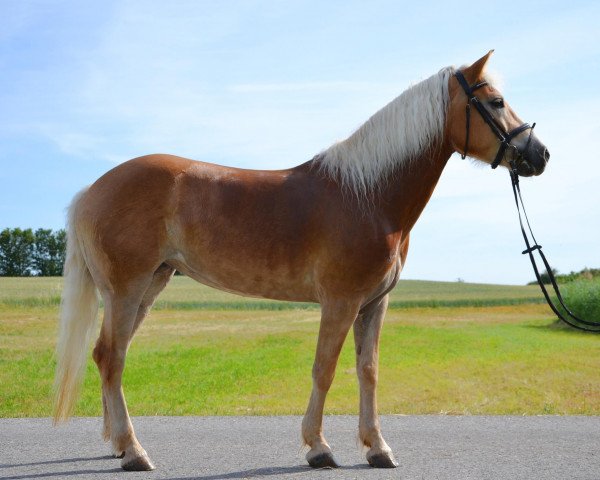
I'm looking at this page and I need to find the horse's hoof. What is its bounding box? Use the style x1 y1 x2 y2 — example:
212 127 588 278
121 453 155 471
307 451 340 469
367 452 399 468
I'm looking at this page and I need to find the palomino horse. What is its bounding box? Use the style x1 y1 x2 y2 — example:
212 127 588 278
54 51 549 471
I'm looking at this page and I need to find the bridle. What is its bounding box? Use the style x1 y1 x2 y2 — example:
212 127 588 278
454 70 534 169
455 69 600 332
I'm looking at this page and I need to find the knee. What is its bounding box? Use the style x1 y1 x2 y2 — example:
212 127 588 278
358 362 378 385
312 363 335 391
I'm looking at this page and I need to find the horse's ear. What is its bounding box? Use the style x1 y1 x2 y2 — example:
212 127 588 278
462 50 494 84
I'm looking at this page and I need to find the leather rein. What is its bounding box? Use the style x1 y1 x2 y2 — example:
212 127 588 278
455 70 600 332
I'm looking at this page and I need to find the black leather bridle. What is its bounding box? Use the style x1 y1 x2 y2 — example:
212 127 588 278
454 70 534 169
454 70 600 332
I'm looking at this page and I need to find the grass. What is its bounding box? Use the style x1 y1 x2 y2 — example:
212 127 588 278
0 276 598 417
0 276 545 310
557 277 600 321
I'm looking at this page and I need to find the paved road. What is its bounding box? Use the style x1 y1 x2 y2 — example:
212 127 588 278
1 416 598 480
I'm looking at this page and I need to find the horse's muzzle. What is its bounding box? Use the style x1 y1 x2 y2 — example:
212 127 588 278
516 137 550 177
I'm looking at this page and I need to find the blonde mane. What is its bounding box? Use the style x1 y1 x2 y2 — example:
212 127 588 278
316 66 455 195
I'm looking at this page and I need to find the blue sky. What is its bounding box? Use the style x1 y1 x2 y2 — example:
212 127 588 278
2 0 599 284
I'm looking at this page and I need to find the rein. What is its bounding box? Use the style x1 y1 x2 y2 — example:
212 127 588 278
454 70 600 332
509 168 600 332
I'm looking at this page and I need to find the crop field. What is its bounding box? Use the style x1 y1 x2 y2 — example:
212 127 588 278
0 276 598 418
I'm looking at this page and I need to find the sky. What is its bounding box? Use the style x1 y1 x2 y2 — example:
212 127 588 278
1 0 599 285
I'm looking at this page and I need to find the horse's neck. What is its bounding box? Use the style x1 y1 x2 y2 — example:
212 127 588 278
375 140 454 233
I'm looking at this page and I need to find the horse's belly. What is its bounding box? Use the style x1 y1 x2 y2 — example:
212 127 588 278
167 251 318 303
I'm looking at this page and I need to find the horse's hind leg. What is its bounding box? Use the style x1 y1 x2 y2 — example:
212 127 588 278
92 265 174 471
353 294 398 468
95 264 175 456
302 299 359 468
94 294 151 470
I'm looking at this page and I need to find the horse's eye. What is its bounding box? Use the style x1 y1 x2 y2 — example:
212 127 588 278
490 98 505 109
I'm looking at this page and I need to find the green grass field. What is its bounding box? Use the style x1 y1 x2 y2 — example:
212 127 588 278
0 276 598 418
0 276 546 309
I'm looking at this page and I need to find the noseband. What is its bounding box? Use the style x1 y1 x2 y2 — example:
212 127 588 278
454 70 534 169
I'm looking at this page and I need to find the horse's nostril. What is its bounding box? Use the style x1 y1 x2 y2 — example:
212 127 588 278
543 148 550 162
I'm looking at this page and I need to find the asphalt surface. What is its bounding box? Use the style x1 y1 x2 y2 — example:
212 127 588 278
1 415 598 480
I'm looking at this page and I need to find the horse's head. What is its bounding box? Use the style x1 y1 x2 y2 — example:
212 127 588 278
447 51 550 177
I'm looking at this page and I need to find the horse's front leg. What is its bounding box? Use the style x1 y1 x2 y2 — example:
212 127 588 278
353 294 398 468
302 299 359 468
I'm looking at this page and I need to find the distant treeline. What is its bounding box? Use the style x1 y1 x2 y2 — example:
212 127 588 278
530 267 600 285
0 228 66 276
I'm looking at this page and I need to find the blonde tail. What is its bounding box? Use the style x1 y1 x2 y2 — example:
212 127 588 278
53 188 99 423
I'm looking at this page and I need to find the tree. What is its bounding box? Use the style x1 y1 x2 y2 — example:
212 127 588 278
0 228 35 276
33 228 66 276
538 268 559 285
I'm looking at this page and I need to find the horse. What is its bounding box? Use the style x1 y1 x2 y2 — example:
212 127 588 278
53 51 549 471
